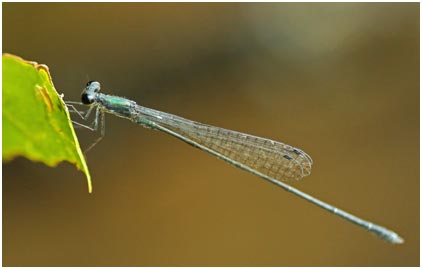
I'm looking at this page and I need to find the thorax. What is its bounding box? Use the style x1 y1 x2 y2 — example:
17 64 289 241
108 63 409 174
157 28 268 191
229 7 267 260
96 93 136 119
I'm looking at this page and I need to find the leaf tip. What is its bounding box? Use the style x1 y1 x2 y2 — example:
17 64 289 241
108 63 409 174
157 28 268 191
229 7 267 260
84 167 92 193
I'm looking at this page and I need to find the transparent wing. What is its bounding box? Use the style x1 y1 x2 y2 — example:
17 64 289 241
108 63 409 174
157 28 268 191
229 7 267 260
134 105 312 182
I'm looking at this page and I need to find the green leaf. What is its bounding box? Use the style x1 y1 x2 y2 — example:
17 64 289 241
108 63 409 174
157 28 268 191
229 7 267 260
2 53 92 192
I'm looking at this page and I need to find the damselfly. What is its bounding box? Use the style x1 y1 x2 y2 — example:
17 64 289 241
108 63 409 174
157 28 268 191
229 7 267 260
66 81 403 244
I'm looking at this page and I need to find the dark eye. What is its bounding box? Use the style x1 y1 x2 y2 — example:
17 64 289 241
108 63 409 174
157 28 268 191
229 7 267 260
81 93 94 104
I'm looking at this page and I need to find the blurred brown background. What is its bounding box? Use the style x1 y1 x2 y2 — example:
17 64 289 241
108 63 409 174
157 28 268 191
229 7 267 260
3 3 419 266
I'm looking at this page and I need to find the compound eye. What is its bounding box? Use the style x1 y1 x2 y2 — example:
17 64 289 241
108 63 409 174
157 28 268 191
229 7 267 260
81 93 94 105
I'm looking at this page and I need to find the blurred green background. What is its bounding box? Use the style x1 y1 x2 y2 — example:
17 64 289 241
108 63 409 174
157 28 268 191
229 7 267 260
3 3 419 266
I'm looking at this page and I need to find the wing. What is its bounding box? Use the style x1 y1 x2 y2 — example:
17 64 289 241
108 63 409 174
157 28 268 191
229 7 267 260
134 105 312 182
